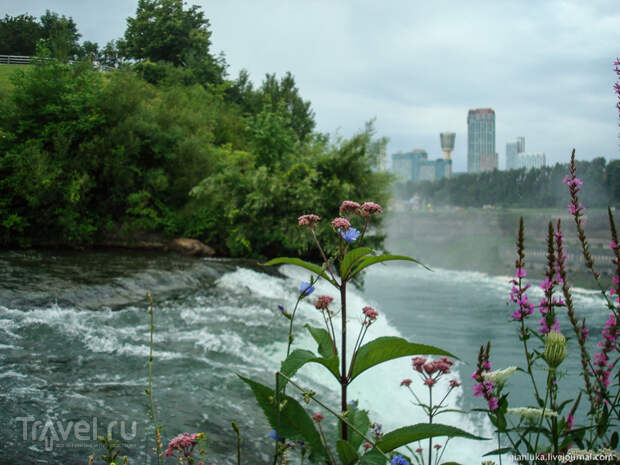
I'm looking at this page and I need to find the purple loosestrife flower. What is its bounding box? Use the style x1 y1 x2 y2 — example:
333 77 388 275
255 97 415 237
300 282 315 296
471 343 499 410
340 227 361 243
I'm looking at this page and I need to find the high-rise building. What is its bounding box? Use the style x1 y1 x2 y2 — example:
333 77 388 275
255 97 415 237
506 137 525 170
391 148 452 182
467 108 496 172
516 152 546 170
392 149 428 182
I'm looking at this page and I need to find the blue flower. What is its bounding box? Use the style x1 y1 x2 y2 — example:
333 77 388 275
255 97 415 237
268 430 284 442
277 304 285 313
340 227 361 243
391 454 410 465
300 282 315 296
348 399 359 410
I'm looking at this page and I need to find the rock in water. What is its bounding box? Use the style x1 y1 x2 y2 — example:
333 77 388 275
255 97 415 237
169 238 215 257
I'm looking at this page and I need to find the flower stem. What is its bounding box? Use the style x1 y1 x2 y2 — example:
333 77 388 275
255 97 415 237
146 292 162 465
340 281 348 440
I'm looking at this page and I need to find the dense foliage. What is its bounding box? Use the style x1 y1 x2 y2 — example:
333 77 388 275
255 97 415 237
394 159 620 208
0 1 391 258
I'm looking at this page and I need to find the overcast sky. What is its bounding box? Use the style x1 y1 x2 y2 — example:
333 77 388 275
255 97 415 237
2 0 619 171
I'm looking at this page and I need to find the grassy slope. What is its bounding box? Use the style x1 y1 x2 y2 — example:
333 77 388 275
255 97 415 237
0 64 29 91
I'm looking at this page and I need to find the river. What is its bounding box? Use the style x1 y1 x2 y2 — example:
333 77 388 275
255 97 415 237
0 250 611 464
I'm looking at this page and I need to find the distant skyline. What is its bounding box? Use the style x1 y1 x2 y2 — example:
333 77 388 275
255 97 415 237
2 0 619 171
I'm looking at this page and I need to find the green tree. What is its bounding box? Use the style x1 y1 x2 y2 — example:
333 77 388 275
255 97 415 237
121 0 225 84
39 10 81 61
0 14 43 56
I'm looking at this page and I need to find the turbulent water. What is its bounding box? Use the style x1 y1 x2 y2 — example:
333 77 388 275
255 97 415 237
0 250 612 465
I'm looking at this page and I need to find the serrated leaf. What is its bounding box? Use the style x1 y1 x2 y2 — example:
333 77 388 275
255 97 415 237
280 349 339 384
349 254 430 279
374 423 488 452
237 375 326 459
336 440 359 465
306 324 337 359
263 257 336 286
350 337 456 381
341 247 373 279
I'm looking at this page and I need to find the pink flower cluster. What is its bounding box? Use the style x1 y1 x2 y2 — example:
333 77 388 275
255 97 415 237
509 266 534 321
405 356 459 391
339 200 361 215
315 295 333 310
362 305 378 322
591 313 619 405
331 217 351 231
471 352 499 411
312 413 324 422
298 214 320 228
360 201 383 216
164 432 200 458
563 175 585 216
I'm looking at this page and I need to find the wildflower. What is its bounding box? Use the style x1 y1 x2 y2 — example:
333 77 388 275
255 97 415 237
424 378 436 387
507 407 558 420
544 330 567 368
360 202 383 216
482 366 517 387
371 423 383 439
312 413 324 422
339 200 361 215
362 442 372 450
300 282 315 296
315 295 333 309
565 413 575 430
164 432 200 457
487 396 499 410
412 356 427 372
347 400 359 410
515 268 527 278
331 217 351 231
416 448 423 453
390 454 409 465
362 305 379 321
400 378 412 387
268 430 284 442
340 227 361 243
298 214 320 228
449 379 461 388
423 362 438 375
434 444 441 450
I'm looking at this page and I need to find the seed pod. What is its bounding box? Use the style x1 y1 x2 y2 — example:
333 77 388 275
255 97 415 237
544 330 567 368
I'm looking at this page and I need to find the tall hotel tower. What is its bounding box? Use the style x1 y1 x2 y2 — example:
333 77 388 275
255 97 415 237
467 108 496 172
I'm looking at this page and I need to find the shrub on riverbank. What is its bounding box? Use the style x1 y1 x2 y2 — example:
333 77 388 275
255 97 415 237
0 58 391 257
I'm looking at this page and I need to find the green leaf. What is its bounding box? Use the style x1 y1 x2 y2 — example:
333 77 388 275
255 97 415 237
336 440 359 465
440 462 465 465
237 375 326 459
280 349 339 383
482 447 513 457
341 247 373 279
306 324 337 359
350 337 457 381
375 423 488 452
263 257 336 286
346 408 371 452
359 448 386 465
349 254 430 279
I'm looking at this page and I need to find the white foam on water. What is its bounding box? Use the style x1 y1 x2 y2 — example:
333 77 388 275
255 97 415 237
229 263 513 463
